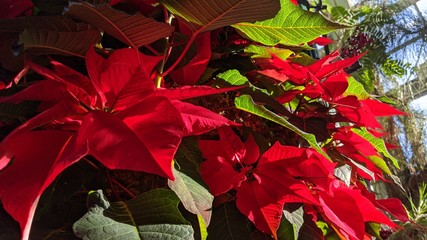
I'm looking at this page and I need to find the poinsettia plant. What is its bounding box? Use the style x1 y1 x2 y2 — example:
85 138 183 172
0 0 410 239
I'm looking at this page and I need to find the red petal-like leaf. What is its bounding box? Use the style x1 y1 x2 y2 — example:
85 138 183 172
199 152 248 196
321 72 348 100
81 105 180 179
170 32 211 85
309 36 334 46
375 198 409 223
85 47 160 109
314 53 364 79
243 134 259 165
28 61 94 106
236 180 284 239
363 99 406 116
172 101 239 136
0 130 74 240
0 0 33 18
0 100 85 170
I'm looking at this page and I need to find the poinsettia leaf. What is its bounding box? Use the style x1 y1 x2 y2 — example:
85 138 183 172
233 0 347 46
20 28 100 58
0 130 75 240
33 0 68 14
334 164 352 187
298 215 324 240
73 189 194 240
363 99 406 116
170 32 211 85
244 45 294 60
234 94 330 160
78 109 179 179
347 158 376 180
375 198 409 223
154 85 244 100
352 128 400 168
172 101 239 136
217 69 249 86
158 0 280 32
168 165 214 225
0 16 92 32
280 206 304 240
207 202 251 240
343 76 370 100
64 2 174 48
367 155 392 175
236 181 284 239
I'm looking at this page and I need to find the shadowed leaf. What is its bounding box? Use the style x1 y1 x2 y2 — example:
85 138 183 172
73 189 194 240
64 2 174 48
0 16 92 32
20 29 100 58
234 94 329 160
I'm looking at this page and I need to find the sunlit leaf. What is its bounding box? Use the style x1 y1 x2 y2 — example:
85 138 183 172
344 76 370 100
73 189 194 240
158 0 280 32
244 45 294 60
234 94 330 160
352 128 399 168
233 0 347 46
64 2 174 48
20 29 100 58
168 165 214 226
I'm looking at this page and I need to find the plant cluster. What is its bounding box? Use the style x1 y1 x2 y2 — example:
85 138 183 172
0 0 411 239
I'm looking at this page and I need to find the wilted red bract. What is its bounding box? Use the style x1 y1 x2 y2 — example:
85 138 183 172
0 46 237 239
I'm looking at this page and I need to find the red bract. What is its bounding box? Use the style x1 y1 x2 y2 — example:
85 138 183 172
318 182 399 240
0 47 236 240
199 127 334 239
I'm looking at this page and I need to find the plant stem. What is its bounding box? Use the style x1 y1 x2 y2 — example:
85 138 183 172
155 12 175 88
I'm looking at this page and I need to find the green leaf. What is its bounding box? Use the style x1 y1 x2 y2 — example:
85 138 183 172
365 222 382 239
198 215 208 240
73 189 194 240
352 127 399 168
207 203 251 240
158 0 280 32
232 0 347 46
278 206 304 240
216 69 249 86
244 45 293 60
168 165 214 226
64 2 174 48
234 94 330 160
20 29 100 58
343 77 370 100
333 164 352 186
367 155 392 175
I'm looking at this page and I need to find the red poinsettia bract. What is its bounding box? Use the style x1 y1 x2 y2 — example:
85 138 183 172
0 47 236 240
199 127 334 238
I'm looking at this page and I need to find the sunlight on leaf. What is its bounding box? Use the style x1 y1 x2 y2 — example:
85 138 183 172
158 0 280 32
234 94 330 160
352 128 400 168
244 45 294 60
344 76 370 100
233 0 347 46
